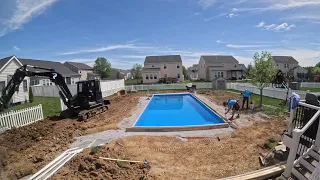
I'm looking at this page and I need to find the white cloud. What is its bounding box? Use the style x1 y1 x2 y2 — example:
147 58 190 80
226 44 274 48
227 13 237 18
235 0 320 12
216 40 225 44
0 0 59 37
198 0 217 9
193 12 200 16
58 44 154 56
256 21 296 32
121 55 146 59
13 46 20 51
204 13 228 22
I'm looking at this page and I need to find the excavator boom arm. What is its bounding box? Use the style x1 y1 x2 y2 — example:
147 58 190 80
0 65 73 111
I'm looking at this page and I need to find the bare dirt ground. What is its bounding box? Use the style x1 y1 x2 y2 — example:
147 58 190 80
54 117 287 180
0 93 143 180
0 90 289 180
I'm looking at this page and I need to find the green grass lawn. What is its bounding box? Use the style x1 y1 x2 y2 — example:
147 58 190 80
227 89 288 115
300 87 320 92
125 79 142 85
11 97 61 118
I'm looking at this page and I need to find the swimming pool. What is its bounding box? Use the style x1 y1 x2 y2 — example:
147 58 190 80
128 93 228 132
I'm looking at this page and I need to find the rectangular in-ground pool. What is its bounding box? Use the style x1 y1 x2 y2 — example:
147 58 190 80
128 93 228 132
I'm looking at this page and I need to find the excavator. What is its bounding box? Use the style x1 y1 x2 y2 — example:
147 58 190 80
0 65 110 121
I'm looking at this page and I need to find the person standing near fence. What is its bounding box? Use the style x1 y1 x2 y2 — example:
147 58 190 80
241 88 252 110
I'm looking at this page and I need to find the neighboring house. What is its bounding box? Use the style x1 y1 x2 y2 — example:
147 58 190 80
0 56 30 103
118 69 133 80
197 55 246 81
142 55 184 84
272 56 308 81
64 62 100 80
188 64 199 81
105 68 125 80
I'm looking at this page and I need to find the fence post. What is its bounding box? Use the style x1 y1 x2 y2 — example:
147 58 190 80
39 104 44 120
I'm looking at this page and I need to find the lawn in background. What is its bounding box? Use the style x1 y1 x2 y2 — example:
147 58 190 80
12 97 61 117
125 79 142 85
227 89 288 115
301 87 320 92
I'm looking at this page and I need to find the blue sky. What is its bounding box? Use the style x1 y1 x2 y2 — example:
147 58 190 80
0 0 319 69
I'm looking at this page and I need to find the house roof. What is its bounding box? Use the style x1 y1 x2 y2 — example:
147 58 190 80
0 56 14 68
201 55 238 63
19 58 80 76
272 56 298 64
144 55 182 64
88 72 100 76
142 68 161 72
64 61 93 70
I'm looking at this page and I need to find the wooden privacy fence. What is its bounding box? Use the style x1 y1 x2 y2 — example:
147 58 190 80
0 104 44 133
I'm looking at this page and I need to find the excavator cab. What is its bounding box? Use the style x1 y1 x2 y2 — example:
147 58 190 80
77 79 103 108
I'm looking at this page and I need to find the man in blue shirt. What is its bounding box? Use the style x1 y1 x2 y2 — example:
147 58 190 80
223 99 240 120
242 88 252 110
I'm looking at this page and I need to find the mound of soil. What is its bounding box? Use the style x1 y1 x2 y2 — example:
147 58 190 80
52 145 153 180
0 93 143 180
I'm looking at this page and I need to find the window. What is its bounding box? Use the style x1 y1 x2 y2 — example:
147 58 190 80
152 65 154 67
177 73 180 78
71 78 74 84
0 81 5 92
23 80 28 92
154 74 157 79
79 71 81 74
164 64 167 69
66 77 71 84
177 64 180 68
78 83 83 92
150 74 153 79
221 72 224 77
234 65 237 68
146 74 149 79
214 72 217 77
285 63 288 68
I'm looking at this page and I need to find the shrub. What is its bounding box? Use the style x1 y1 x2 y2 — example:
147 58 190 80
29 87 34 103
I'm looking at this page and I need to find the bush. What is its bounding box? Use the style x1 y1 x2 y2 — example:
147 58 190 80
29 87 34 103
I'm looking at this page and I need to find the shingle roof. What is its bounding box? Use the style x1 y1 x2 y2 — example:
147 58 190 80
272 56 298 64
201 55 238 63
64 61 93 70
144 55 182 64
0 56 15 69
19 58 80 76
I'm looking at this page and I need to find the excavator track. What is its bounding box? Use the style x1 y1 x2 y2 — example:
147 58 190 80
78 105 108 121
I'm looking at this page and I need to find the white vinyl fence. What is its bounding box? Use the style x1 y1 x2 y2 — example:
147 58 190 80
32 79 125 98
125 82 212 91
301 82 320 88
0 104 44 133
227 83 320 100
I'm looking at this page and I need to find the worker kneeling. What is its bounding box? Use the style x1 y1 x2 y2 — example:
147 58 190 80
223 99 240 120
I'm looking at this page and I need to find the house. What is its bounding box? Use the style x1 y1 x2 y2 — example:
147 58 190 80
64 62 100 80
19 58 81 86
272 56 308 81
0 56 30 103
104 68 125 80
188 64 199 81
197 55 246 81
142 55 184 84
118 69 133 80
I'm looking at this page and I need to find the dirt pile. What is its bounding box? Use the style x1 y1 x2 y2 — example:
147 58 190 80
0 93 143 180
52 145 154 180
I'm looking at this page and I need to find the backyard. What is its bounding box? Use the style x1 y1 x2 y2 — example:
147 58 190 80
0 90 289 179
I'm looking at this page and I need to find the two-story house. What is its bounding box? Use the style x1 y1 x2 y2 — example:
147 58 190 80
272 56 308 81
64 62 100 80
197 55 246 81
142 55 184 84
188 64 199 81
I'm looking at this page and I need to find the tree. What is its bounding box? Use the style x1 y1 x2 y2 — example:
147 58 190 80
182 66 188 80
247 51 277 107
93 57 112 79
116 71 121 79
131 64 143 83
245 64 253 78
29 86 34 103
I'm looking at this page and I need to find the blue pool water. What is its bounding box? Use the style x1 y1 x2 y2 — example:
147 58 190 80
134 93 225 127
